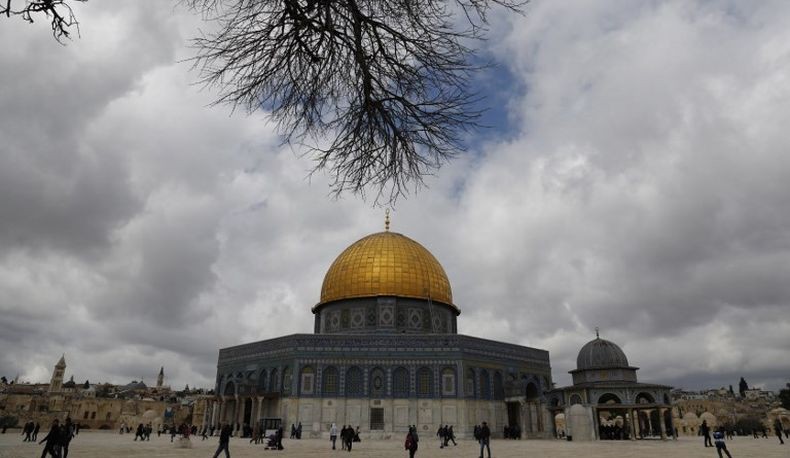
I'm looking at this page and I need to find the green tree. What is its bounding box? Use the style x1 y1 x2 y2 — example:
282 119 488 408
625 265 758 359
738 377 748 397
0 415 18 428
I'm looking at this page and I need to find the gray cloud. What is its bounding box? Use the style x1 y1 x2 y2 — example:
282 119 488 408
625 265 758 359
0 0 788 393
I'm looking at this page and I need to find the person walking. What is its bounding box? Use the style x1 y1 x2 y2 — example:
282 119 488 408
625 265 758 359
341 425 348 450
22 421 33 442
38 419 60 458
479 421 491 458
448 425 457 446
276 425 284 450
713 427 733 458
701 420 713 447
33 422 41 441
436 424 445 448
212 423 232 458
330 423 338 450
774 419 785 445
404 426 419 458
343 424 354 451
59 417 75 458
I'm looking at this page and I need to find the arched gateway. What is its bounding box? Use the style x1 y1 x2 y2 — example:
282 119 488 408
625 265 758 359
209 223 553 439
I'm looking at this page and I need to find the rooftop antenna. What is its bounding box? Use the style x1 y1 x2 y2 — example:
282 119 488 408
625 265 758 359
385 209 390 231
595 327 600 339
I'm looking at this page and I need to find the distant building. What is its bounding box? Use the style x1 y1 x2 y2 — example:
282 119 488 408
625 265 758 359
671 385 783 435
0 356 209 431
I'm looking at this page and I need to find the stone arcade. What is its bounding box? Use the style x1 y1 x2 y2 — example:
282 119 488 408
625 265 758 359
210 226 554 439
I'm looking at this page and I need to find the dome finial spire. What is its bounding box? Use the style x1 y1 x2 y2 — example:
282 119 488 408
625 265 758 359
384 208 390 231
595 326 600 339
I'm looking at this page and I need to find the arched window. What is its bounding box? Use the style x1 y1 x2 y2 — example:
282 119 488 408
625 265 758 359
392 367 410 397
525 381 539 400
282 367 292 395
441 367 456 396
224 381 236 396
416 367 433 398
480 369 491 399
493 371 504 400
369 368 386 398
269 368 279 392
569 394 583 405
346 367 363 397
257 369 268 392
598 393 621 405
465 369 476 398
299 366 314 395
635 392 654 404
323 366 339 396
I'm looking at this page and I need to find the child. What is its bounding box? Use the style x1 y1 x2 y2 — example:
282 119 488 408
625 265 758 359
713 427 733 458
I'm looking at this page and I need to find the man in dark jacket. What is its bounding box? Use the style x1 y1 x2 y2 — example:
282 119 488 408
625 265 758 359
60 417 75 458
405 425 419 458
479 421 491 458
212 423 232 458
38 419 60 458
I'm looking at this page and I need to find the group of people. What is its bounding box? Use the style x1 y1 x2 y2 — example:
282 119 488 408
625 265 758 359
598 423 628 440
38 417 75 458
20 421 41 442
289 422 303 439
133 422 153 441
700 418 787 458
435 424 457 448
329 423 360 451
503 423 521 439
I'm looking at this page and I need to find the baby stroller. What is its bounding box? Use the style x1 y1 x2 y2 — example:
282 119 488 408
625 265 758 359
263 434 278 450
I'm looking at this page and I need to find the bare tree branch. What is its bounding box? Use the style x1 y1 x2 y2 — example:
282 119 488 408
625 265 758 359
3 0 526 203
1 0 87 44
185 0 526 203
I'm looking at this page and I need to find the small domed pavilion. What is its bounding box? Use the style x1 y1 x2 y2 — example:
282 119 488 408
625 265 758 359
546 331 673 441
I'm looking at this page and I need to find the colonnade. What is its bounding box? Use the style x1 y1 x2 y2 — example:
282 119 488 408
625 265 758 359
206 396 278 432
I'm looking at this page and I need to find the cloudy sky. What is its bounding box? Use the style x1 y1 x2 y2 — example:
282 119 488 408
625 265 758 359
1 0 789 392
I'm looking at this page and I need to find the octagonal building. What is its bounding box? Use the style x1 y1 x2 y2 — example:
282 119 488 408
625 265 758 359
210 226 553 439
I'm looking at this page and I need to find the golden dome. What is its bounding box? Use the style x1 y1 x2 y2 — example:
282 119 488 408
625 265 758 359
317 231 456 311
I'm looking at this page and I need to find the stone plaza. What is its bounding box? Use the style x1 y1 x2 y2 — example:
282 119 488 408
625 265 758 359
1 431 788 458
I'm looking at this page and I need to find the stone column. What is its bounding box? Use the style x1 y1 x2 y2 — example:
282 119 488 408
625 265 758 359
659 408 667 440
249 396 258 426
257 397 264 421
235 396 244 431
629 409 637 441
218 398 226 425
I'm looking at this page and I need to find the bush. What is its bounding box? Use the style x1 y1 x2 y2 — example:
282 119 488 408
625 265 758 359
0 415 19 428
735 416 764 433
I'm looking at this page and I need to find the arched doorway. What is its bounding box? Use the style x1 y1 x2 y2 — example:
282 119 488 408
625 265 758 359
554 413 566 439
523 381 543 435
596 393 628 440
